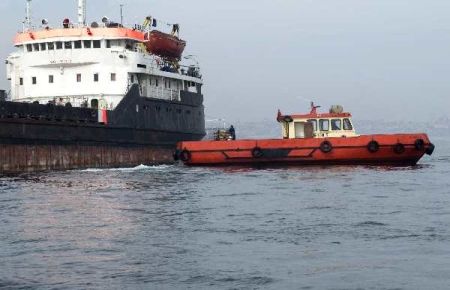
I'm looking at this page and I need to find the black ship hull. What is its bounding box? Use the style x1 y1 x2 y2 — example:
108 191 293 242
0 85 205 173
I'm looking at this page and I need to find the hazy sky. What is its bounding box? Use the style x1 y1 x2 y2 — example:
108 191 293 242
1 0 450 123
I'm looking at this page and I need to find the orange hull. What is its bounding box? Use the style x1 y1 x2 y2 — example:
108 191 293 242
175 134 434 166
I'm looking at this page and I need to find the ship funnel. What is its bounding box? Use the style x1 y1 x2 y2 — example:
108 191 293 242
78 0 86 26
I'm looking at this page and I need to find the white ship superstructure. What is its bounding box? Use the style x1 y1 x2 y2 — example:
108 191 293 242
6 0 202 110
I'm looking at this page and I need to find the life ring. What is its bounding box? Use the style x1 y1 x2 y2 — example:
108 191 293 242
367 140 380 153
252 147 264 158
179 150 191 162
320 141 333 153
414 139 425 151
393 143 405 154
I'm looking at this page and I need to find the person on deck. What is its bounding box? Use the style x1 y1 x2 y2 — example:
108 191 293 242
229 125 236 140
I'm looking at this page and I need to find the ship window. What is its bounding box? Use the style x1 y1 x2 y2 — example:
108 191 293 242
20 78 23 85
307 119 317 131
56 42 63 49
94 73 99 82
49 75 54 83
93 40 101 48
319 119 329 131
32 77 37 85
74 41 82 49
47 42 54 50
343 118 353 130
64 41 72 49
155 79 159 87
26 44 32 52
106 40 111 48
137 64 147 69
331 119 342 131
33 43 40 51
111 73 116 81
40 43 47 51
131 75 135 83
77 74 82 82
84 40 91 48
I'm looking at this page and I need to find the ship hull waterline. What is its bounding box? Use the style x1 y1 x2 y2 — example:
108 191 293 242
0 85 206 174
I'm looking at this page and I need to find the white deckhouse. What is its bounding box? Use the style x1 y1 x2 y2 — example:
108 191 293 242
5 0 202 110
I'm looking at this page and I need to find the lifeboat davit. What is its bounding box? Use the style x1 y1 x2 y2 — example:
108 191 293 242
175 104 435 166
145 30 186 60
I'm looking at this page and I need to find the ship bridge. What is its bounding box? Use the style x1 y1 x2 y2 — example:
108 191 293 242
6 1 202 111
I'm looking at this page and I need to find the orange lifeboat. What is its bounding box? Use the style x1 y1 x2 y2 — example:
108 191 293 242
175 104 435 166
145 30 186 60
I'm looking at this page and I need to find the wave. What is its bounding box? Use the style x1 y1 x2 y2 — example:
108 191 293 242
81 164 173 173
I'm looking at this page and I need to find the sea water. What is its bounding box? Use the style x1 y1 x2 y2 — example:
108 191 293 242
0 135 449 289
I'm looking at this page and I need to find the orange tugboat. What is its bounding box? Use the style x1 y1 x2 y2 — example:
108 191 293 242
174 104 435 166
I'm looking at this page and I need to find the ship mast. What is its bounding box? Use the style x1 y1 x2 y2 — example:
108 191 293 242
25 0 32 31
78 0 87 26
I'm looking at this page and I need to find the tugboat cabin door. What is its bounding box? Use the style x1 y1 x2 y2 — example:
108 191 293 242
294 122 314 139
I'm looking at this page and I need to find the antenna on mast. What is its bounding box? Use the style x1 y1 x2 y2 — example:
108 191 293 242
25 0 32 31
120 4 124 26
78 0 86 26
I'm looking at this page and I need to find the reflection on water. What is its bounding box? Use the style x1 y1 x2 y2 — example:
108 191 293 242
1 139 449 289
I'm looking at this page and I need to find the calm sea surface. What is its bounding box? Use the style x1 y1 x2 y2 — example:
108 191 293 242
1 136 449 290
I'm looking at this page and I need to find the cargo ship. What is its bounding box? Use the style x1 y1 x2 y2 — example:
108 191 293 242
175 104 435 166
1 0 205 173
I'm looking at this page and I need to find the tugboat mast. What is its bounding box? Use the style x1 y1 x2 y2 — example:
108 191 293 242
78 0 86 26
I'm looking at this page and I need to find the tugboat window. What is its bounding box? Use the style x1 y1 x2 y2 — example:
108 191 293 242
26 44 32 52
331 119 342 130
319 119 329 131
307 119 317 131
77 74 82 82
49 75 54 83
74 41 82 49
32 77 37 85
64 41 72 49
343 118 353 130
84 40 91 48
93 40 101 48
111 73 116 81
56 42 63 49
94 73 99 82
33 43 40 51
47 42 54 50
40 43 46 51
20 78 23 85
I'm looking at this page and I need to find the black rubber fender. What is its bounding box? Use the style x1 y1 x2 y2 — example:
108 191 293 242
320 141 333 153
414 139 425 151
367 140 380 153
173 149 181 161
426 143 435 156
252 147 264 158
393 143 405 154
179 150 191 162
